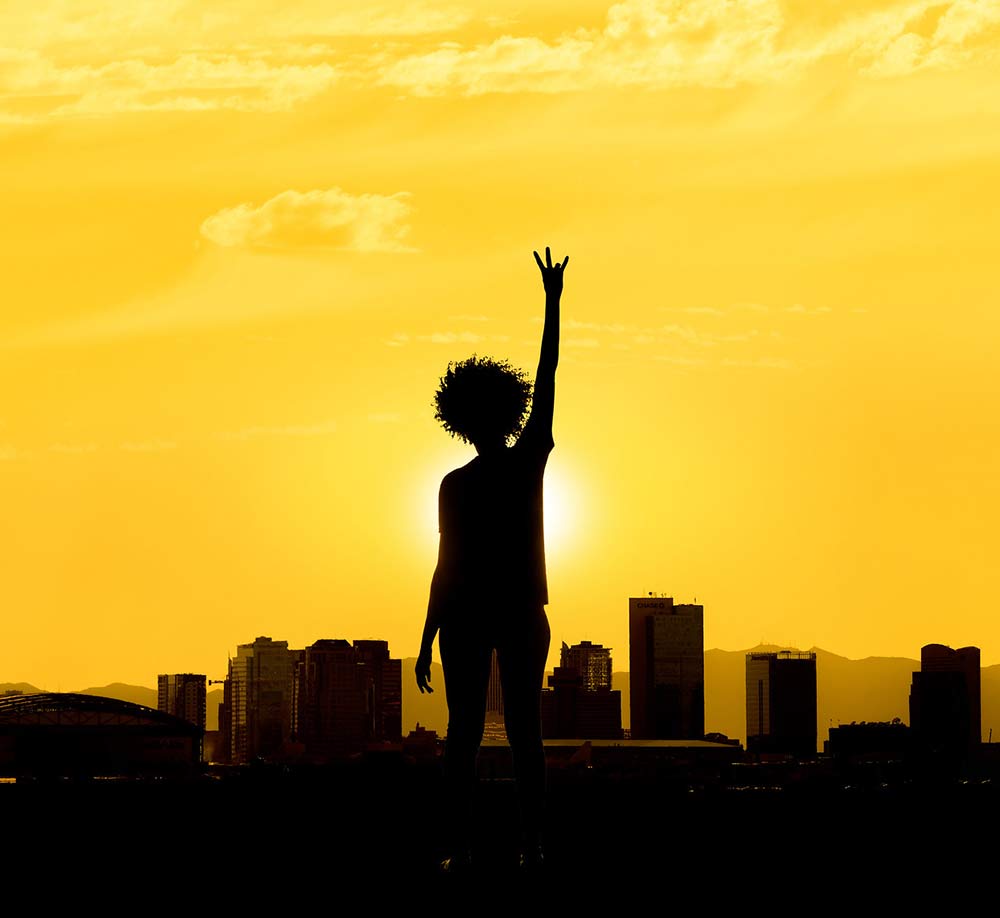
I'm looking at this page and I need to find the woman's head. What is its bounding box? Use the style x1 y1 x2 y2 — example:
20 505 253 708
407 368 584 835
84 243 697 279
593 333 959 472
434 355 532 447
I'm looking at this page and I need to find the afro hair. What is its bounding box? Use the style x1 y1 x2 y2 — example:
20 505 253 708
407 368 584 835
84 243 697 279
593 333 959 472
433 355 532 446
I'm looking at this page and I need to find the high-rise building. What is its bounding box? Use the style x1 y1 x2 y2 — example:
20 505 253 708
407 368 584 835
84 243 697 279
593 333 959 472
628 596 704 739
157 673 207 731
909 643 981 755
540 666 623 739
295 639 368 758
745 651 817 758
224 636 298 764
293 638 403 760
483 649 507 742
353 639 402 743
560 641 613 691
541 638 621 738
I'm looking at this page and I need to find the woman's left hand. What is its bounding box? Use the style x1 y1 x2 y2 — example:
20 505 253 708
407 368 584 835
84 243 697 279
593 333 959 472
415 650 434 694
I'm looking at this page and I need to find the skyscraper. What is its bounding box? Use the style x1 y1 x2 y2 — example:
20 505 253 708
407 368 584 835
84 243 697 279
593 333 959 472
293 638 403 760
746 651 817 758
909 643 981 755
224 636 298 764
295 639 368 758
628 596 704 739
353 639 402 743
483 649 507 742
157 673 207 731
560 641 612 691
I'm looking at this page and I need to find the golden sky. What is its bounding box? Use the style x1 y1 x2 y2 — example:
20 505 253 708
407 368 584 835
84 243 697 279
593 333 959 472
3 0 1000 688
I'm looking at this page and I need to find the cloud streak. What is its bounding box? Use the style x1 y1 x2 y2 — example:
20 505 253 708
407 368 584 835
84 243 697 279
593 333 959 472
216 419 339 440
200 188 415 253
0 50 340 117
120 440 178 452
4 0 999 122
377 0 1000 96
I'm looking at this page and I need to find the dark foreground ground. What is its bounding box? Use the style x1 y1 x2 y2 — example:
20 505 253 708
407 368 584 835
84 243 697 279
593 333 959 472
3 764 995 907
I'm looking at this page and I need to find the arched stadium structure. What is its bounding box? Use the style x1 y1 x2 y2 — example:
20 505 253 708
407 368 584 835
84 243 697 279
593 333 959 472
0 693 203 778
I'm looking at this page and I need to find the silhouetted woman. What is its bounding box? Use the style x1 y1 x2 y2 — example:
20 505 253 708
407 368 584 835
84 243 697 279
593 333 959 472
416 247 568 873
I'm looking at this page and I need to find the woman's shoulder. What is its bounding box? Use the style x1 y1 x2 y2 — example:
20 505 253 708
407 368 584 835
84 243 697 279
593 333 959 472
440 457 480 488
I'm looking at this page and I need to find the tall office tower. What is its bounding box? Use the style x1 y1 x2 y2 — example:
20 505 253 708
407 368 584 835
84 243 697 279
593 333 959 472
745 651 818 758
483 650 508 742
157 673 207 730
629 596 704 739
486 649 505 717
560 641 613 691
218 678 231 764
909 643 981 754
296 639 368 758
226 636 298 764
293 639 403 760
353 639 403 742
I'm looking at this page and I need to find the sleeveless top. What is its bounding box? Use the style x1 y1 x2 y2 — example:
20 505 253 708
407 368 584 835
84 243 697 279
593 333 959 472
437 430 554 613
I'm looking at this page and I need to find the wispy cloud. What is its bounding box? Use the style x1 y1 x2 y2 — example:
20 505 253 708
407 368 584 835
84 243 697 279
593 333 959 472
414 331 485 344
200 188 415 253
861 0 1000 77
49 442 98 454
0 3 471 119
0 50 339 117
0 445 21 461
785 305 833 315
389 331 512 345
216 419 339 440
120 439 178 452
5 1 997 123
377 0 1000 96
653 354 708 367
720 356 794 369
274 4 473 37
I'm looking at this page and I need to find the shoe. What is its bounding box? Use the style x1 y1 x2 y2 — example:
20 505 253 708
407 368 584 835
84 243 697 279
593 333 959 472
439 851 473 875
519 845 545 872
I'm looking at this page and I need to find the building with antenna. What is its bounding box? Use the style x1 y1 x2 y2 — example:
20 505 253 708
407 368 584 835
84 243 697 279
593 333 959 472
628 595 704 740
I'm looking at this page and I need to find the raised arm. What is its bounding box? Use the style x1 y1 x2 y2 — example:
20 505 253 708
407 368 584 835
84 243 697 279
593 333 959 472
522 246 568 448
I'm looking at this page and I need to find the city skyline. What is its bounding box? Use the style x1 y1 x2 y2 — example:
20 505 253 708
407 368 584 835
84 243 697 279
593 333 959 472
9 634 1000 748
4 1 1000 690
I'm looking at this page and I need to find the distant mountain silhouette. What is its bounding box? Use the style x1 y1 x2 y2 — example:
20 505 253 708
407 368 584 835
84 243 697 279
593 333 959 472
77 682 158 708
6 646 1000 745
703 645 919 745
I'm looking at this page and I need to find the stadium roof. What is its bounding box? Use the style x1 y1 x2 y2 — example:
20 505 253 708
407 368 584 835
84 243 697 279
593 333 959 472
0 693 200 732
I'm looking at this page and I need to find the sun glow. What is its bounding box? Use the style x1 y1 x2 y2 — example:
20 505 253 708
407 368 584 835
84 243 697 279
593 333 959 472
416 458 581 560
543 466 579 559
